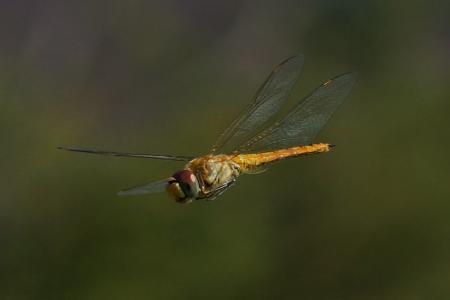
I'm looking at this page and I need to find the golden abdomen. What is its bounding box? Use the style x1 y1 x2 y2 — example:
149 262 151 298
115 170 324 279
231 143 333 172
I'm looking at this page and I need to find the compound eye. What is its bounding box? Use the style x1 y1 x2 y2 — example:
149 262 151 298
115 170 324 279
171 170 200 198
172 170 195 183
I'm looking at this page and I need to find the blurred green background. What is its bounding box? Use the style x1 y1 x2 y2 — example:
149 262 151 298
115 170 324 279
1 0 450 299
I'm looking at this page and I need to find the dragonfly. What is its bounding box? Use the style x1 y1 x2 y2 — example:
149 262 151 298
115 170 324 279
58 54 356 203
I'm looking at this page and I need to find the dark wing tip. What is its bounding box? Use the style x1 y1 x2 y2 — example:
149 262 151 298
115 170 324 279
338 71 358 83
57 146 79 152
117 189 142 196
346 71 358 81
57 146 80 151
117 190 129 196
321 72 358 91
329 71 358 82
277 53 305 67
56 146 93 154
271 53 304 73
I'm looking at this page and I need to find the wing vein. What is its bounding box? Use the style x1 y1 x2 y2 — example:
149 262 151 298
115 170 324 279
211 54 304 154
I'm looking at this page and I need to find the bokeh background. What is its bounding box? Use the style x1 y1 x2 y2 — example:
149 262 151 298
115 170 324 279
1 0 450 299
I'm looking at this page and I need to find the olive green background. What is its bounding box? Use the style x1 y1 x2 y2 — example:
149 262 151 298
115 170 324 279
1 0 450 299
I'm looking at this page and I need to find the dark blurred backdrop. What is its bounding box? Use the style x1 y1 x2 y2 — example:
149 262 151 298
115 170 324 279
1 0 450 299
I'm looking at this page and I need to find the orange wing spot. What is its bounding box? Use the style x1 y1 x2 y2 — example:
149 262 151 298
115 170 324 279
323 79 332 86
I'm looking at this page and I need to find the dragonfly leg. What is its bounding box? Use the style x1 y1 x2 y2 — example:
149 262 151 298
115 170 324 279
204 179 236 201
195 170 209 195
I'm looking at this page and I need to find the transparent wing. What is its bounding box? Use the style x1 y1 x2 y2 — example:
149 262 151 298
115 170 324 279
211 54 304 154
118 179 169 196
57 146 193 161
237 72 356 152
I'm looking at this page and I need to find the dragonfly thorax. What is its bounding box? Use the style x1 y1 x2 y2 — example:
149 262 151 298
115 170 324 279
186 155 241 197
166 170 200 203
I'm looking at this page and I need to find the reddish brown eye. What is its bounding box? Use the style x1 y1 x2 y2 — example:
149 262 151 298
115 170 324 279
172 170 195 184
171 170 200 198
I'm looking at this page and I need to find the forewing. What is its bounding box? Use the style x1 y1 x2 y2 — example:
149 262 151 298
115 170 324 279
118 179 169 196
57 146 193 161
237 72 356 152
211 54 304 154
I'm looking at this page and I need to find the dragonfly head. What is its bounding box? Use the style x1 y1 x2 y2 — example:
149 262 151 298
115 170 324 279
166 170 200 203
